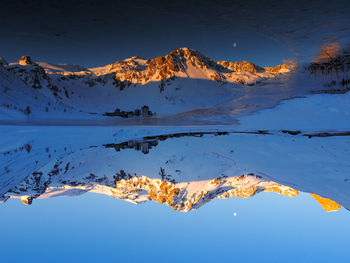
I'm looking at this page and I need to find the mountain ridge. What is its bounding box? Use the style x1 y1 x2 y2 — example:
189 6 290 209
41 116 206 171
0 47 296 121
5 47 292 82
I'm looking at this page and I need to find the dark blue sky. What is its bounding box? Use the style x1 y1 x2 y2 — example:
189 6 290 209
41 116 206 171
1 0 350 67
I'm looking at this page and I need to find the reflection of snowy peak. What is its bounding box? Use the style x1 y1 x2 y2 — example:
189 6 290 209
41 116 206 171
3 166 340 213
6 170 299 212
111 175 299 212
0 128 345 213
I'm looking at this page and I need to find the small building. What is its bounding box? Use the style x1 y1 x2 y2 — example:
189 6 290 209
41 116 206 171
135 142 141 151
141 105 149 117
134 109 141 116
141 142 149 154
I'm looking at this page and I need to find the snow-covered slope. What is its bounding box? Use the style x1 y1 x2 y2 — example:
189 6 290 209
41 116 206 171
0 48 296 122
0 61 79 120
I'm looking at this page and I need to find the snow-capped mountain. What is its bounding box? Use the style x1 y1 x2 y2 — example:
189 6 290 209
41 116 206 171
0 48 297 122
3 47 349 124
89 47 289 84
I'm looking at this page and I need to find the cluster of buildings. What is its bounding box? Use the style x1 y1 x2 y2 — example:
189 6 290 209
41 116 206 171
103 105 153 118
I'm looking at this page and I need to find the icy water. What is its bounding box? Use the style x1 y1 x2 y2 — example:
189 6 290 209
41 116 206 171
1 125 350 262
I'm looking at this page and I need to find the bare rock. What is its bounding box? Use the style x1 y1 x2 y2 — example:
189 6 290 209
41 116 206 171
18 56 34 66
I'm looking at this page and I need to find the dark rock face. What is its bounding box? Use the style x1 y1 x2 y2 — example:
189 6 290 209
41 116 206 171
147 47 224 77
0 57 8 66
232 61 258 73
18 56 33 66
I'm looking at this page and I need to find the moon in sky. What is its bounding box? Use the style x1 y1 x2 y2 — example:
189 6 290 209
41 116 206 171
233 42 237 47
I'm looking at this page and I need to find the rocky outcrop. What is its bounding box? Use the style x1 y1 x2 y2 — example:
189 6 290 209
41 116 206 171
148 47 224 75
218 61 291 75
8 62 50 90
218 60 263 73
264 64 290 74
18 56 34 66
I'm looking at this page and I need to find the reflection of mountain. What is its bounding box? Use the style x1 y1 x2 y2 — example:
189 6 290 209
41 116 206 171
309 194 341 212
0 128 347 212
6 174 301 212
312 43 341 63
1 170 342 213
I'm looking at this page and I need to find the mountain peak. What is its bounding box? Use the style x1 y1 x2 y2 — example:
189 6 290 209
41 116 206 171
167 47 212 63
169 47 201 56
145 47 222 80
